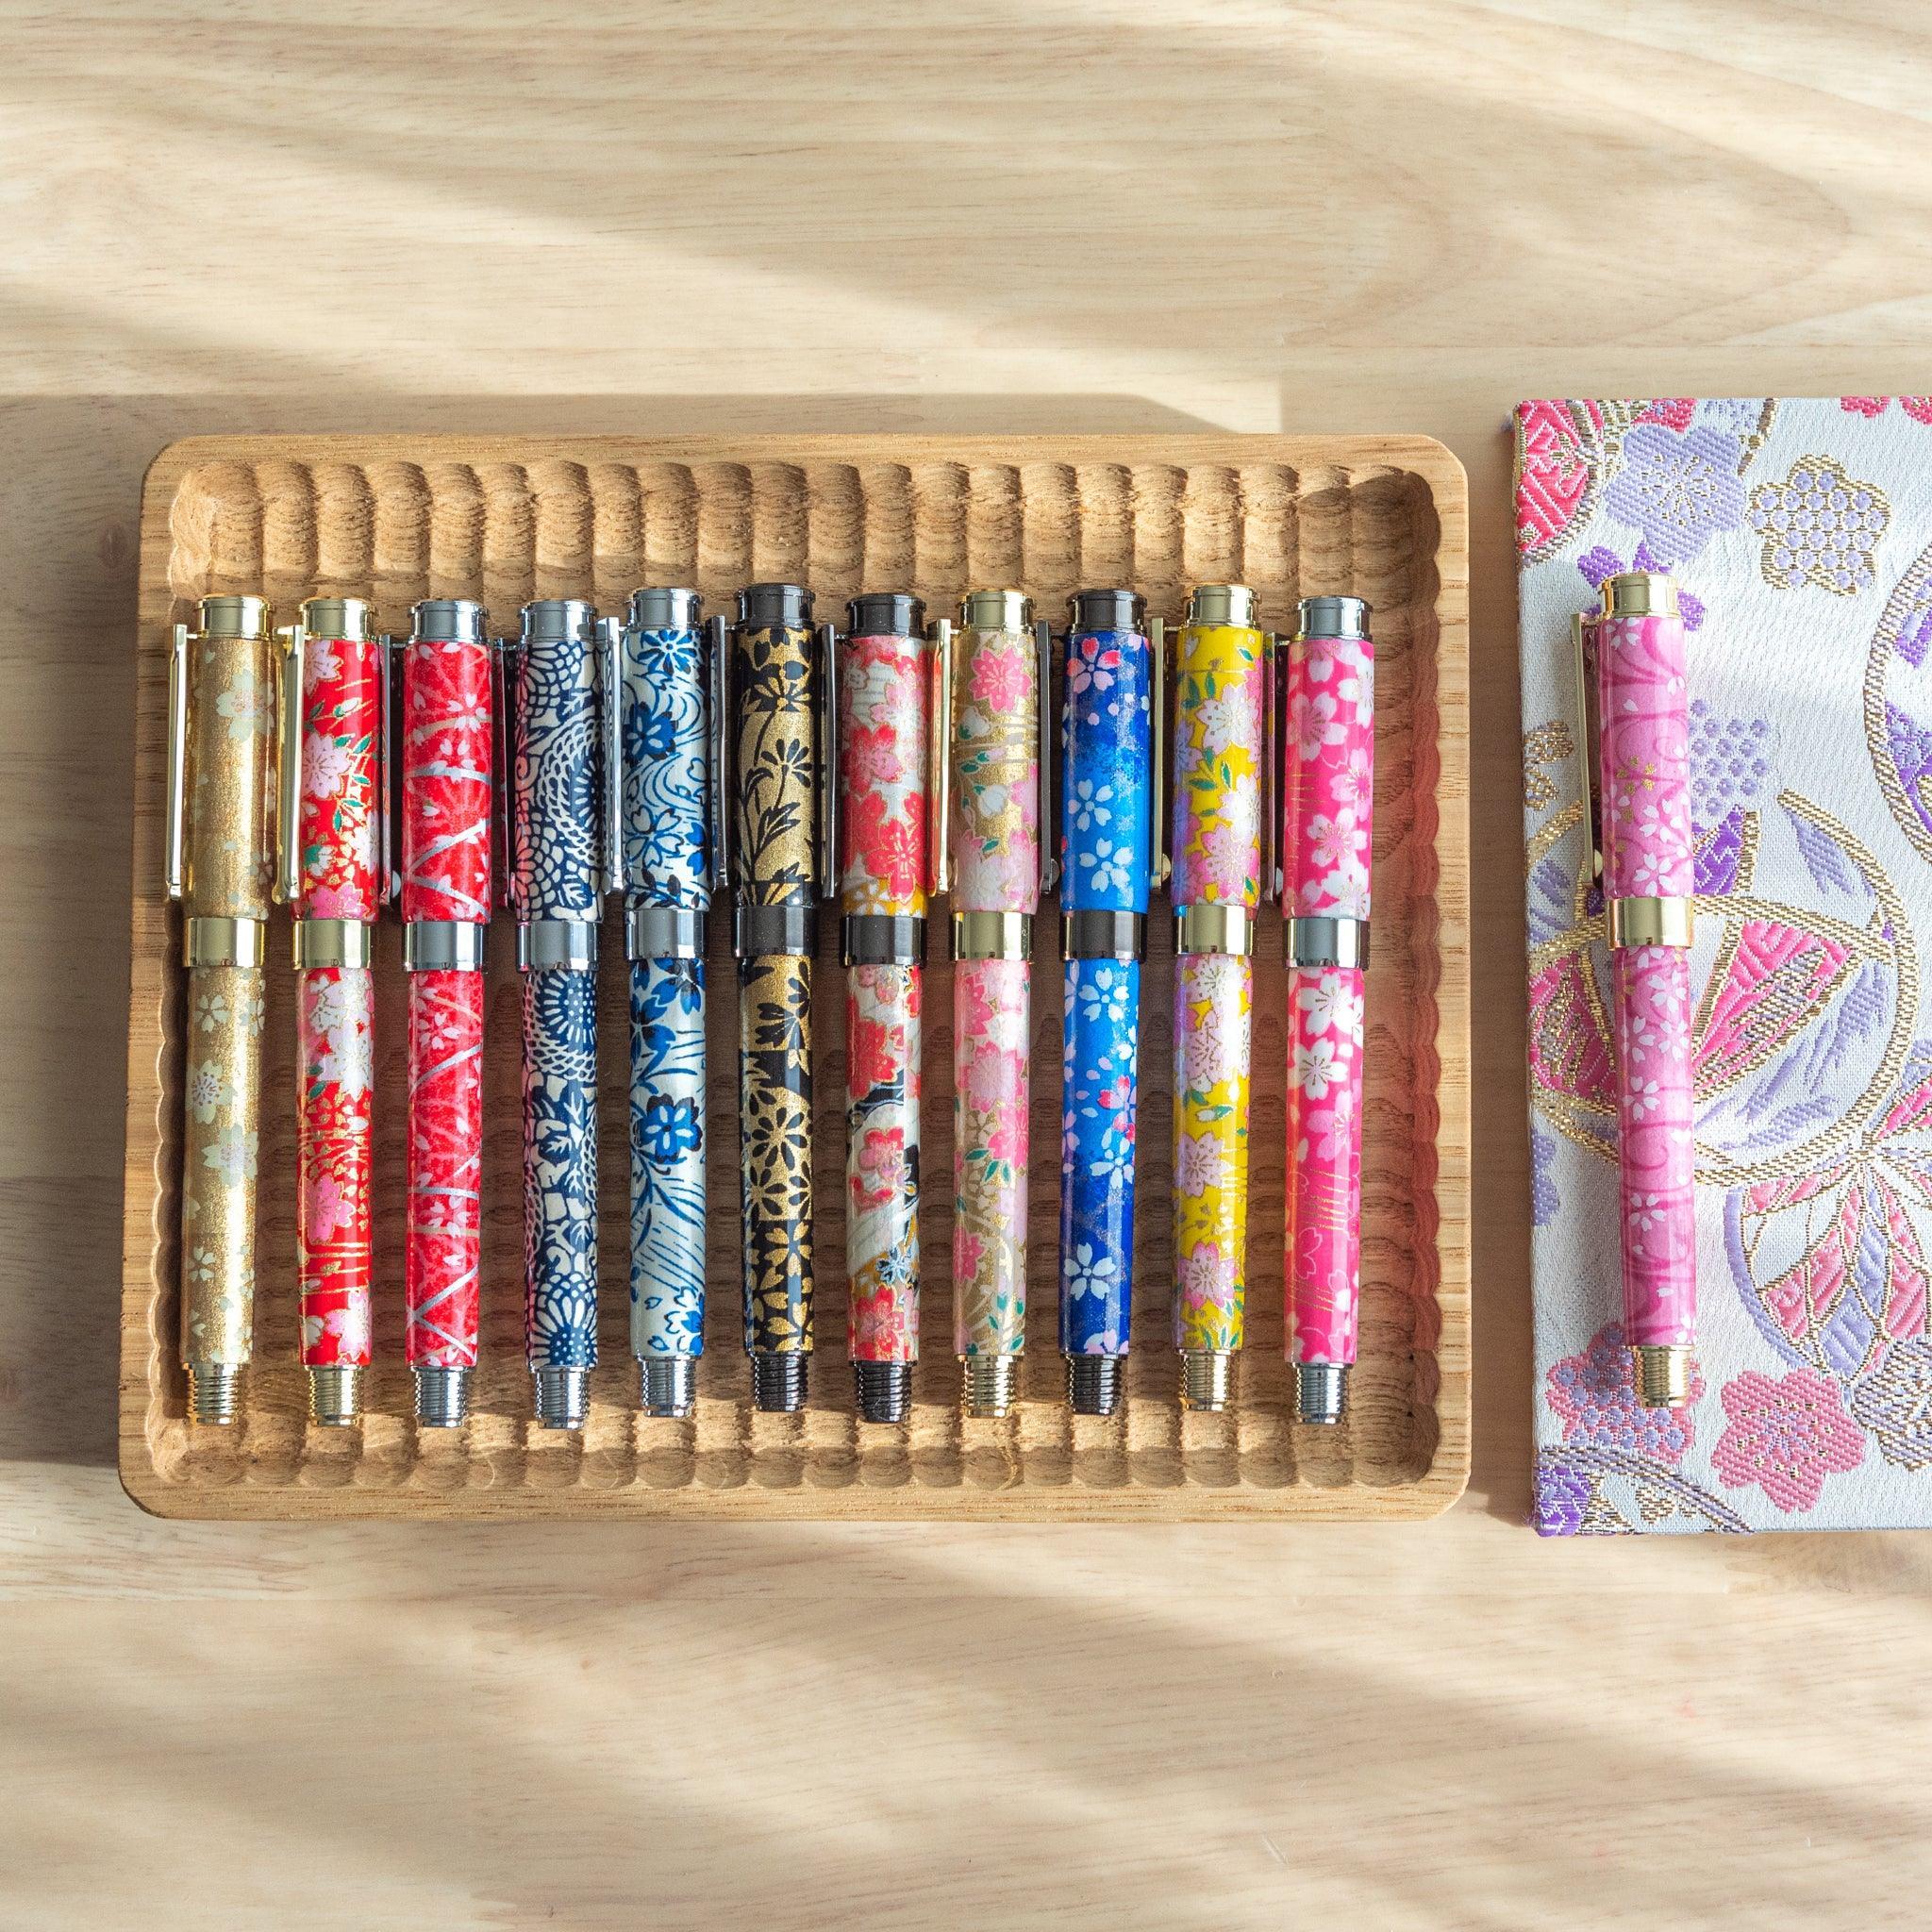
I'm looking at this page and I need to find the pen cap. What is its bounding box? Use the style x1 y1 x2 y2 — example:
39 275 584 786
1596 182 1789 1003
183 594 276 921
294 595 383 919
1284 595 1374 919
1595 573 1692 902
512 598 601 918
732 594 820 905
621 589 709 909
841 592 930 919
950 590 1041 917
402 600 493 924
1060 589 1153 916
1171 585 1267 913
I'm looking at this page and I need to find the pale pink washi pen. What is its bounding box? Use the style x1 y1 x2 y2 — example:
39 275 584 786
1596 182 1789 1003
1582 571 1698 1407
1283 595 1374 1424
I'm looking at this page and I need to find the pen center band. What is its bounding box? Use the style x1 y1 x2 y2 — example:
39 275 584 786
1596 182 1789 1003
184 915 266 970
403 921 486 973
1174 904 1254 958
1607 894 1694 950
733 903 818 959
841 913 925 969
626 907 708 962
291 918 374 971
1061 908 1145 962
952 910 1032 962
517 919 598 972
1287 914 1369 972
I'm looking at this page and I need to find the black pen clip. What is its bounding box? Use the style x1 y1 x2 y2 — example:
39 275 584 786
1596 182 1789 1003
493 631 523 917
1035 618 1059 896
815 619 841 901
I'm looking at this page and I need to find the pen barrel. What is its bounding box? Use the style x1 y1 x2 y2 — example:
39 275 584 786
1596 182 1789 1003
1171 622 1267 912
400 631 492 924
740 953 814 1356
513 614 601 919
1058 958 1141 1357
735 619 819 904
629 957 708 1361
182 629 275 923
1597 607 1697 1349
1282 626 1374 919
295 964 374 1370
950 620 1041 915
296 631 383 915
523 966 598 1371
1060 624 1154 920
953 957 1031 1360
180 961 265 1373
405 969 484 1369
1173 953 1251 1353
840 628 929 918
846 962 922 1364
1285 962 1365 1368
621 618 709 907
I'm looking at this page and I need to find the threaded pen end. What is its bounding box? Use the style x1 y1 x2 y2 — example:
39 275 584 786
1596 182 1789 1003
308 1363 363 1427
187 1360 242 1427
532 1363 590 1431
855 1358 911 1424
1635 1343 1693 1407
962 1353 1018 1419
1181 1350 1234 1412
1067 1354 1123 1417
750 1352 808 1414
1296 1360 1347 1424
414 1365 471 1429
641 1355 698 1419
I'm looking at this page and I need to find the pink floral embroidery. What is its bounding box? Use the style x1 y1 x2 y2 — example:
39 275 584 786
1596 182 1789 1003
1546 1322 1699 1461
1710 1367 1865 1512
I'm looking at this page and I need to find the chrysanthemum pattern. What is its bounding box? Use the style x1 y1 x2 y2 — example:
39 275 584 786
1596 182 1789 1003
846 964 921 1363
523 969 598 1370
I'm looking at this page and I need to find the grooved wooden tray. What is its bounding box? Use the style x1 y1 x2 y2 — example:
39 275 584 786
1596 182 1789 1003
120 434 1469 1519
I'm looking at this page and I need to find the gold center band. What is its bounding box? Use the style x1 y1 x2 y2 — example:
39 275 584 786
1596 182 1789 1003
952 910 1032 961
1608 894 1694 949
184 915 266 969
292 918 374 970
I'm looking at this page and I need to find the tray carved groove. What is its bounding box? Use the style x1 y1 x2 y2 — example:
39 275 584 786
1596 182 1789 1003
121 434 1470 1519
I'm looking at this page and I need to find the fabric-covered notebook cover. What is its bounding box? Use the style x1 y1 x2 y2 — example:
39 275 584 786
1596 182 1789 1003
1517 395 1932 1533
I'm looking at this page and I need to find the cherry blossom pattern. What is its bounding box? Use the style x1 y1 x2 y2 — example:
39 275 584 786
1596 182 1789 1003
1286 964 1364 1366
1545 1322 1700 1461
847 964 922 1364
1059 959 1140 1358
1173 953 1251 1354
1709 1366 1865 1512
1282 628 1373 922
400 628 492 1372
841 626 929 917
953 958 1030 1361
181 961 264 1364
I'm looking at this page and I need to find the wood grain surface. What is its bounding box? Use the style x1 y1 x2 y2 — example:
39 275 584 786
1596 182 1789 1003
124 432 1469 1519
7 1 1932 1926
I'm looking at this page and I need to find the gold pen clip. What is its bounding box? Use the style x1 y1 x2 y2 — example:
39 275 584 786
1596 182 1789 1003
815 620 841 900
493 634 523 917
1035 618 1059 895
273 622 307 906
599 614 626 899
1260 631 1279 905
1149 614 1171 894
706 613 734 896
927 617 953 899
164 621 191 901
1572 609 1605 878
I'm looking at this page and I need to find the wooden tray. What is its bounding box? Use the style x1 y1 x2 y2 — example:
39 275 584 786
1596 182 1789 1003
120 434 1469 1519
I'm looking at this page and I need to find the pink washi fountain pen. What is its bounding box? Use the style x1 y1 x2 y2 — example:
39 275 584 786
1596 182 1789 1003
1283 595 1373 1424
1578 571 1697 1407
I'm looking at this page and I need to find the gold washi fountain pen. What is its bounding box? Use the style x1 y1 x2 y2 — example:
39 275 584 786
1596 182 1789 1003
165 594 278 1424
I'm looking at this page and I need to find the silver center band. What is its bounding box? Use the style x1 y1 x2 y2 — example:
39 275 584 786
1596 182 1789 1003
405 921 486 972
518 919 598 971
1287 914 1369 971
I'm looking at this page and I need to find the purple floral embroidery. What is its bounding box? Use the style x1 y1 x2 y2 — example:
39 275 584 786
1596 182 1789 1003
1576 544 1706 629
1534 1455 1593 1536
1748 456 1890 596
1602 423 1747 570
1847 1336 1932 1470
1545 1321 1699 1461
1710 1367 1865 1511
1529 1124 1560 1228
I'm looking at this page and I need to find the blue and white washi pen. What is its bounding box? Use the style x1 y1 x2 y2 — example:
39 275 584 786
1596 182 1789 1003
511 598 606 1430
608 588 726 1419
1058 588 1165 1416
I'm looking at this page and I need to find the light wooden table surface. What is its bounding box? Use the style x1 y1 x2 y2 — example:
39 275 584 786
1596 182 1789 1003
7 4 1932 1927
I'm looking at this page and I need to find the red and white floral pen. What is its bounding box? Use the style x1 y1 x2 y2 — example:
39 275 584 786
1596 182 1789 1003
1283 595 1373 1425
276 597 392 1427
1577 572 1697 1407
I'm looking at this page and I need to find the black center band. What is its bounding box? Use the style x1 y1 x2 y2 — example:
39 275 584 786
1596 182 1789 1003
627 907 708 961
841 914 926 968
1062 909 1145 961
735 903 818 958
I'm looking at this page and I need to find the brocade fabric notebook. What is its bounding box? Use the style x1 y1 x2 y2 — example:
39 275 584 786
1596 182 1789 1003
1517 395 1932 1533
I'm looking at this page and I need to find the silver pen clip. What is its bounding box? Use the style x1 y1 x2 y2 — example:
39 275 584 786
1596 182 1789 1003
1035 618 1059 895
815 619 841 900
927 617 953 899
1149 615 1171 894
164 621 191 901
493 634 523 917
273 622 307 907
599 614 626 899
377 633 402 906
706 613 733 897
1573 610 1605 878
1261 631 1279 904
